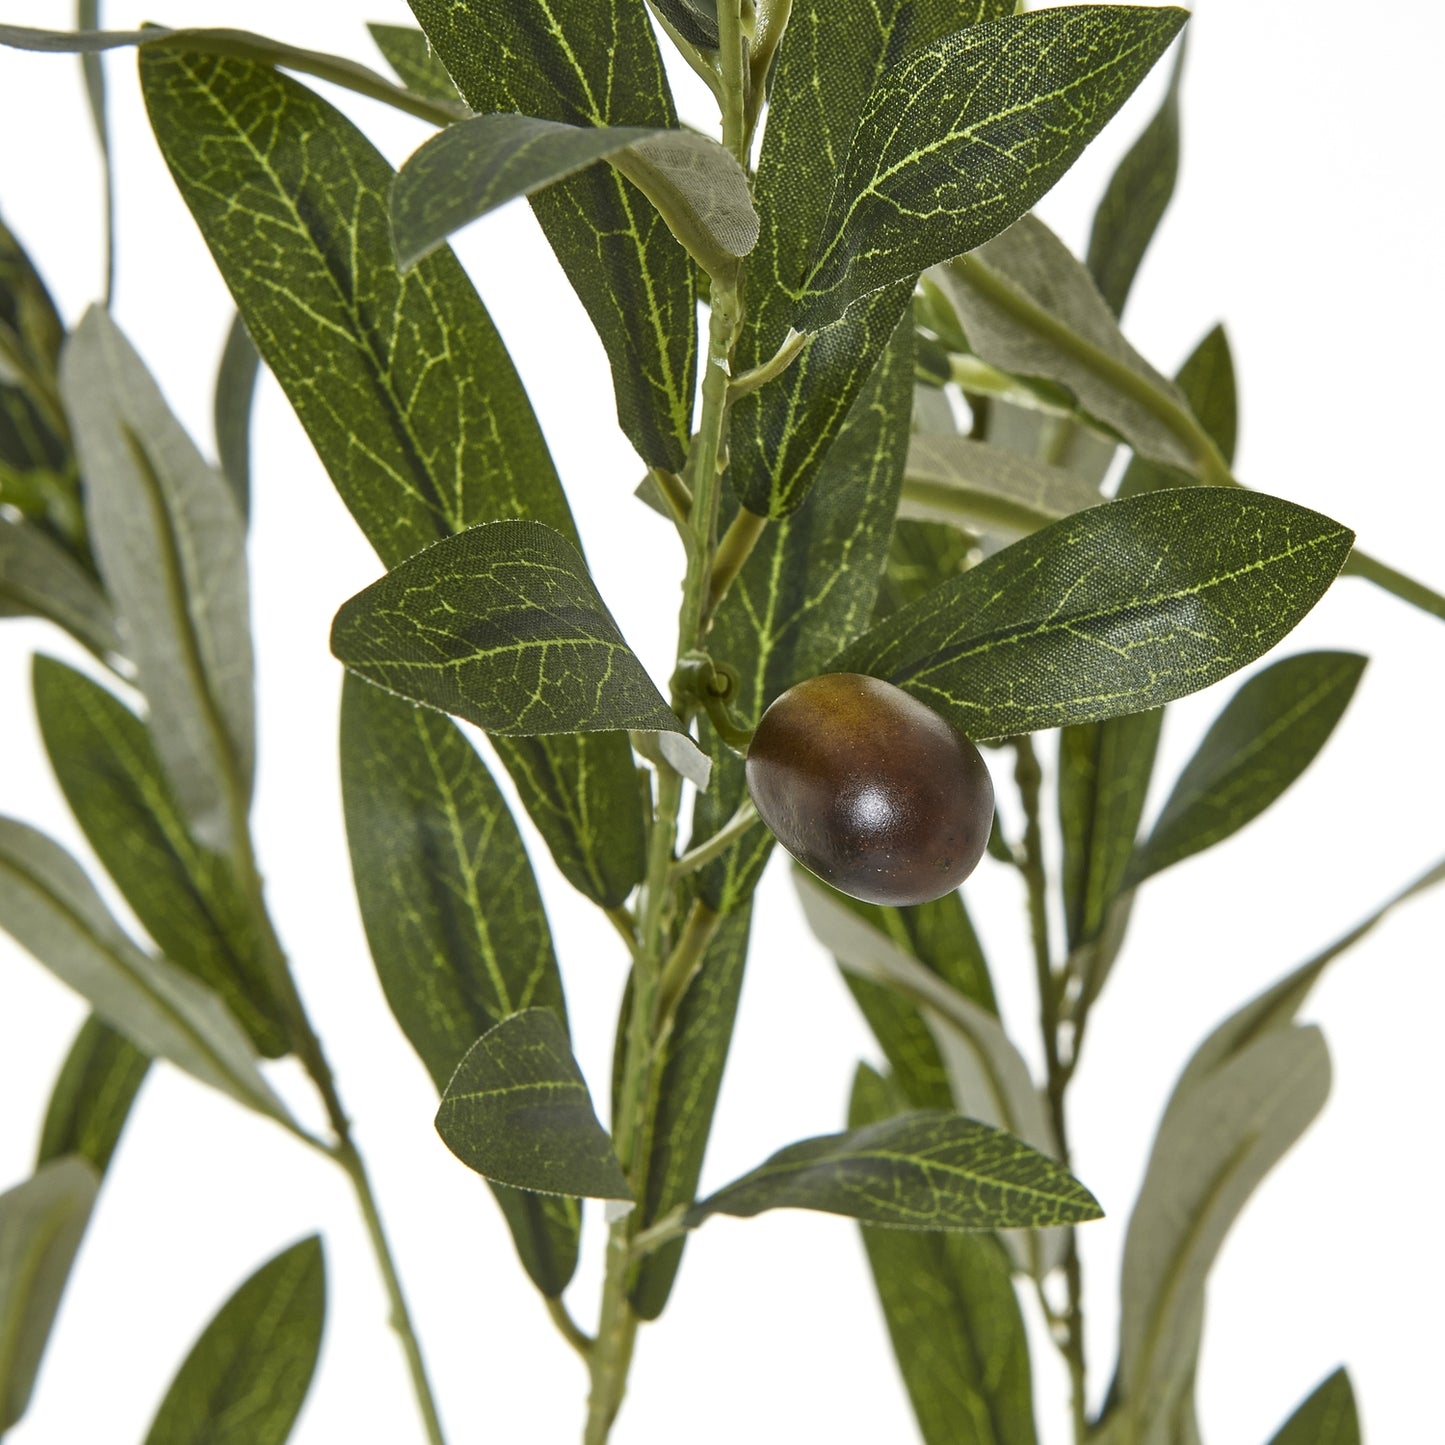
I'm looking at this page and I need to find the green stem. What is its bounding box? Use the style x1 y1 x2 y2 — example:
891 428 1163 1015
706 506 768 618
1341 548 1445 620
669 800 759 882
655 898 723 1028
546 1296 595 1361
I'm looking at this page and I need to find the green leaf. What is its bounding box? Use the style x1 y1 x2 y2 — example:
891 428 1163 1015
0 1157 98 1433
143 1236 325 1445
141 48 644 908
1128 651 1366 886
687 1109 1100 1232
849 1066 1037 1445
435 1009 632 1201
406 0 697 469
0 23 467 126
797 6 1189 330
1115 1026 1331 1438
873 519 978 623
900 434 1106 536
340 674 579 1297
1266 1368 1359 1445
60 308 253 858
0 210 65 396
37 1014 150 1177
730 0 1011 517
650 0 718 50
392 114 757 281
1057 707 1163 950
367 22 462 105
836 489 1354 741
33 656 289 1057
0 817 289 1124
1118 323 1238 498
1086 36 1186 317
628 902 751 1321
0 513 118 659
332 521 681 738
935 213 1199 473
691 310 914 909
213 313 258 525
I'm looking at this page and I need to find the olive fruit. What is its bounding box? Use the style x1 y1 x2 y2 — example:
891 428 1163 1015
744 672 994 907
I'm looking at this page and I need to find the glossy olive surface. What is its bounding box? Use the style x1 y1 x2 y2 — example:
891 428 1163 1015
744 673 994 906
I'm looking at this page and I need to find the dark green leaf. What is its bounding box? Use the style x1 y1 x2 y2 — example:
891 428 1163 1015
837 489 1354 741
0 1157 98 1432
687 1109 1099 1232
213 313 258 524
1118 323 1238 498
935 214 1199 473
1128 651 1366 886
0 23 467 126
33 656 289 1057
332 521 680 738
141 48 643 908
849 1066 1036 1445
436 1009 632 1200
367 22 462 104
797 7 1189 330
873 519 978 623
37 1014 150 1177
730 0 1010 516
1115 1026 1331 1437
650 0 718 50
901 434 1105 536
406 0 697 469
1266 1368 1359 1445
392 115 757 280
0 513 117 658
61 308 253 857
143 1236 325 1445
629 903 751 1320
340 673 580 1295
691 311 914 909
1086 36 1186 317
0 817 288 1123
1058 707 1163 950
0 210 65 400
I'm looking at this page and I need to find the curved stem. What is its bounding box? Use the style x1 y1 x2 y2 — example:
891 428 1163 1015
669 800 759 882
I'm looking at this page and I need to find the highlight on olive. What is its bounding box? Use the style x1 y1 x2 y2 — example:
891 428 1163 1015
743 672 994 907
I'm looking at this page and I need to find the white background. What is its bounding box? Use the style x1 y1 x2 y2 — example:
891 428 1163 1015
2 2 1443 1442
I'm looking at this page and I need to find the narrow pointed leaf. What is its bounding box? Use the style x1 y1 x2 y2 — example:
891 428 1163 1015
797 6 1189 330
393 115 757 281
0 211 65 391
691 312 914 909
687 1110 1100 1231
629 903 751 1320
1129 652 1366 886
836 489 1354 741
143 1236 325 1445
0 1157 98 1432
650 0 718 50
0 818 289 1124
0 514 117 658
37 1014 150 1177
1266 1368 1359 1445
34 656 289 1057
901 434 1105 536
332 521 681 737
849 1066 1037 1445
935 214 1199 473
340 674 578 1297
436 1009 632 1200
1086 36 1186 317
213 313 258 524
141 49 644 908
61 308 253 856
406 0 697 468
367 22 462 105
1058 707 1163 950
1117 1026 1331 1429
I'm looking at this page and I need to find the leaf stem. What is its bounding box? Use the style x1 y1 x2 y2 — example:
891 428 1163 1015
669 800 759 882
725 327 805 402
655 898 723 1027
546 1295 595 1361
706 506 768 618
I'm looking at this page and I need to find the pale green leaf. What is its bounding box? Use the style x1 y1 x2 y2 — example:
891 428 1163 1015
0 513 117 659
61 308 253 856
0 1157 98 1433
435 1010 632 1200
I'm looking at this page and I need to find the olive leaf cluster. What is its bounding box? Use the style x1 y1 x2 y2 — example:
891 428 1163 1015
0 3 1440 1444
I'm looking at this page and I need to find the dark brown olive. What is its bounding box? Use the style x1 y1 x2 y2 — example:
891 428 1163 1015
744 673 994 907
